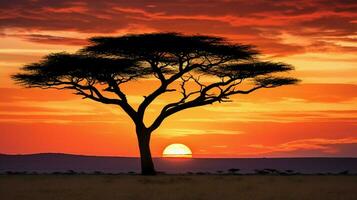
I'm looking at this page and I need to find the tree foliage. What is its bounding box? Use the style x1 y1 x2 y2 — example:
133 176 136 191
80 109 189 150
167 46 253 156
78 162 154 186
13 33 299 174
13 33 298 130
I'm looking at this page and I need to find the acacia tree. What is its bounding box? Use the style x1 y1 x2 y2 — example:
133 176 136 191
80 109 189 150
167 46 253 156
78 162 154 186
13 33 299 175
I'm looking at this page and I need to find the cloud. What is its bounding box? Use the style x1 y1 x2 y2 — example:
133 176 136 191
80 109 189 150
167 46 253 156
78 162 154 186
2 31 89 46
157 128 243 137
174 83 357 123
17 34 88 46
0 0 355 55
248 137 357 156
0 88 76 103
0 88 132 124
0 118 72 124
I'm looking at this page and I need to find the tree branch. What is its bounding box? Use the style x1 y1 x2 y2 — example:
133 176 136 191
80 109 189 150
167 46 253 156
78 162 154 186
147 81 265 132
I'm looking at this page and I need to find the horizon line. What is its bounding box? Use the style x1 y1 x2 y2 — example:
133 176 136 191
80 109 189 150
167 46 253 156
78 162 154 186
1 152 357 159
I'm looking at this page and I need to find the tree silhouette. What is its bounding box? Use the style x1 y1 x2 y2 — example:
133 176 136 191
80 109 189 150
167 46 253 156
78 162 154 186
13 33 299 175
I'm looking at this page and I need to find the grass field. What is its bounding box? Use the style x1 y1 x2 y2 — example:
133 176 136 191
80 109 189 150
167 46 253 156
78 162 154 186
1 175 357 200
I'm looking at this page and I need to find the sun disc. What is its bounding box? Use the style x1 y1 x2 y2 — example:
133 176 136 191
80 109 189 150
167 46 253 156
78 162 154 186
162 143 192 158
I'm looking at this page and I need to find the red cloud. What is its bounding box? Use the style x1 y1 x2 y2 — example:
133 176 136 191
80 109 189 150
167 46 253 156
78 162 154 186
22 34 88 45
247 138 357 157
0 0 355 56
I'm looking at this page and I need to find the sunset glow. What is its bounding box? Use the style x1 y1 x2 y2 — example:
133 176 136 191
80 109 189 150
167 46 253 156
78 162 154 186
0 0 356 158
162 144 193 158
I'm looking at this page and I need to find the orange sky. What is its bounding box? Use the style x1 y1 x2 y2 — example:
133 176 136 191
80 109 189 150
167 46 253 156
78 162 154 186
0 0 356 158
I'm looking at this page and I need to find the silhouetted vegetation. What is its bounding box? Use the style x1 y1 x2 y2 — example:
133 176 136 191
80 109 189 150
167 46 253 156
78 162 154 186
65 170 77 175
13 33 299 175
195 172 210 175
253 169 294 175
5 171 28 175
339 170 349 175
1 169 356 176
228 168 240 174
254 169 270 175
93 171 103 175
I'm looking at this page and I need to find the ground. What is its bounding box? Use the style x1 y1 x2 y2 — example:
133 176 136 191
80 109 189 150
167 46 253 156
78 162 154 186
1 175 357 200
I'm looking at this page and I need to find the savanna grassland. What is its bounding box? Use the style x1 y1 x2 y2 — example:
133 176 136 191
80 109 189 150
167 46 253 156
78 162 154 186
1 175 357 200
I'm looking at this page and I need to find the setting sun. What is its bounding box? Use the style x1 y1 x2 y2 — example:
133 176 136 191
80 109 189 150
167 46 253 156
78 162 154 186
162 144 192 158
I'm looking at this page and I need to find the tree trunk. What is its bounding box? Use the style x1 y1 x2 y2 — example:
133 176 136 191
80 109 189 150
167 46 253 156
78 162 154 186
136 128 156 175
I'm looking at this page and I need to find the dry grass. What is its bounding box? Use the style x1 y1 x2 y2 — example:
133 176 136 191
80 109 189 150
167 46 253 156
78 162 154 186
1 175 357 200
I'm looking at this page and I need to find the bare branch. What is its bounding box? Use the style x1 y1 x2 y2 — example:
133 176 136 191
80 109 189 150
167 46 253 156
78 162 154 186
13 33 298 134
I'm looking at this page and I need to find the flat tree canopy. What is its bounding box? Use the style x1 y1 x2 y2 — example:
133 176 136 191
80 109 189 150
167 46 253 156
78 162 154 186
13 33 299 175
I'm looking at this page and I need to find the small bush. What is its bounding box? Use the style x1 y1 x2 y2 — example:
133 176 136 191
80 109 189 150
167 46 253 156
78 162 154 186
228 168 240 174
65 170 77 175
339 170 349 175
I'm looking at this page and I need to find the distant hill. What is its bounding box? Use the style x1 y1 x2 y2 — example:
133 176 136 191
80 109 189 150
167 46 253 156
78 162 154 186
1 153 357 174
